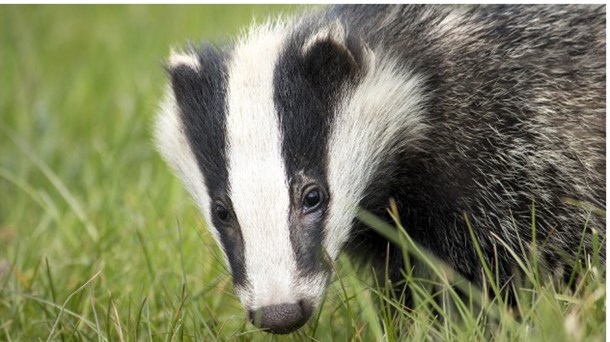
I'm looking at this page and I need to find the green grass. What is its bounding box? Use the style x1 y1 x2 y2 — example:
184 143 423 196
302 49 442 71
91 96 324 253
0 5 605 341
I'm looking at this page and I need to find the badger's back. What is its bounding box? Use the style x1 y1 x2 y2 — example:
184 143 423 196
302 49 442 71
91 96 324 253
155 5 605 333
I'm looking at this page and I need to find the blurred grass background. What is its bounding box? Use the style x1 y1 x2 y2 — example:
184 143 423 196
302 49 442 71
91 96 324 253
0 5 605 341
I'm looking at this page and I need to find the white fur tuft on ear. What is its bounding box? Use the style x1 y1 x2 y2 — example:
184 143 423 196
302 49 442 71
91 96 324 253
169 48 201 71
302 20 376 75
302 19 347 56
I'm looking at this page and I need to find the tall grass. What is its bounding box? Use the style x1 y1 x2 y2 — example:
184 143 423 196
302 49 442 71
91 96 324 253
358 203 605 341
0 5 605 341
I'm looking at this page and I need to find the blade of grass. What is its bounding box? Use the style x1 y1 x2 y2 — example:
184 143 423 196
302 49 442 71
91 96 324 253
46 269 103 342
88 285 105 342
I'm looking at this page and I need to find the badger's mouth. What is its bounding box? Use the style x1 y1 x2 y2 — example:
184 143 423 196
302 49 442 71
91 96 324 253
247 299 314 334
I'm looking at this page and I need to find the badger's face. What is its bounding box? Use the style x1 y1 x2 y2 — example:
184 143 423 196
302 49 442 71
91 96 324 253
155 21 426 334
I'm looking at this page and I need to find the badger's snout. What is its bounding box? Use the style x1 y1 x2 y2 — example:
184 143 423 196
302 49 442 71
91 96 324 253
248 300 313 334
237 271 328 333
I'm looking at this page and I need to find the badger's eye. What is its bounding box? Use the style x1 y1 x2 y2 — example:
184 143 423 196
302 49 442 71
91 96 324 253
302 187 324 213
214 204 230 222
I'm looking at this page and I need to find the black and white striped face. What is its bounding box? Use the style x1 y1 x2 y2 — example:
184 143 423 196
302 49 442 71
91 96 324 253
155 20 426 334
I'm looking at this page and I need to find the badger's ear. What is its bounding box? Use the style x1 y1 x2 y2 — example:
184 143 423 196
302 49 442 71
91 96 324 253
165 49 204 107
169 48 202 72
301 20 374 88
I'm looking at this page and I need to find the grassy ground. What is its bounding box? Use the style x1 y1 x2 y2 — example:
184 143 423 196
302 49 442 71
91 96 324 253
0 5 605 341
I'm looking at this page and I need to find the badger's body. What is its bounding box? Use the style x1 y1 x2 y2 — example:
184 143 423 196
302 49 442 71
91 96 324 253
155 5 605 334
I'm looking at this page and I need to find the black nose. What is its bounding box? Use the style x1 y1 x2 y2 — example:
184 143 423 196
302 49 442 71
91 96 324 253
248 301 312 334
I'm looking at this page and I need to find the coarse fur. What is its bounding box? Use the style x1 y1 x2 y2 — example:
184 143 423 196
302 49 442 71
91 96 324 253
154 5 606 334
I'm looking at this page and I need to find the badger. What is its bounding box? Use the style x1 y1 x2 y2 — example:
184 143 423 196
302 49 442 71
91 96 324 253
154 5 605 334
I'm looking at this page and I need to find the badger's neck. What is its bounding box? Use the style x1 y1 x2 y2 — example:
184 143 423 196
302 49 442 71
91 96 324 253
324 54 430 261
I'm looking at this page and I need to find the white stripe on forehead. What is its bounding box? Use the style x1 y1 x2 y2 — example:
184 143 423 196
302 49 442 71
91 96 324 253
225 22 298 307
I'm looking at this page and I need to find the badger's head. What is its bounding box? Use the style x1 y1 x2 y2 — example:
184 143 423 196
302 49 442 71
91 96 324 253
154 19 426 334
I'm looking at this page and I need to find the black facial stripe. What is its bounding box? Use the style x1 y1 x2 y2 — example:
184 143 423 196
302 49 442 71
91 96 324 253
169 45 247 288
287 174 332 277
273 26 363 276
